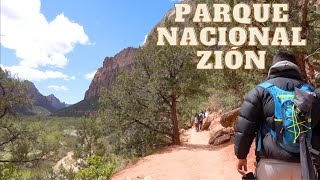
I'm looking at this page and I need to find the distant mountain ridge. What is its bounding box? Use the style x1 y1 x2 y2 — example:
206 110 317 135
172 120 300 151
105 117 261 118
24 80 67 114
46 94 68 110
1 67 68 115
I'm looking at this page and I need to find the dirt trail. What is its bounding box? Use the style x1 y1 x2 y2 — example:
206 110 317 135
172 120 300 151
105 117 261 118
112 128 255 180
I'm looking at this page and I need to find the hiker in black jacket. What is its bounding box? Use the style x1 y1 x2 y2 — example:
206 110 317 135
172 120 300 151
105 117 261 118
234 52 320 179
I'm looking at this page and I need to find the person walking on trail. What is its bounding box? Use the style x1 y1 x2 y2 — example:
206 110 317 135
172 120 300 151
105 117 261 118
234 52 320 179
204 109 209 123
194 113 199 132
199 111 204 131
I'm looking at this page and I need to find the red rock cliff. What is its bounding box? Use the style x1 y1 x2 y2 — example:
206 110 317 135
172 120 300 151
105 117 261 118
84 47 138 100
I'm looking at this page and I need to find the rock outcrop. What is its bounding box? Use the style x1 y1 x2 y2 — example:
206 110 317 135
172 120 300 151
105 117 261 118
220 108 240 128
201 121 211 130
84 47 138 100
208 110 235 146
46 94 67 110
209 128 234 146
24 80 66 112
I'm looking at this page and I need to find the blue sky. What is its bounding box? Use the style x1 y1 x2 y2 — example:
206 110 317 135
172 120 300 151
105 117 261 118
1 0 179 104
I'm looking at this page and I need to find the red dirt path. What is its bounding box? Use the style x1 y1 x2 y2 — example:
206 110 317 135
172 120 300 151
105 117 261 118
112 128 256 180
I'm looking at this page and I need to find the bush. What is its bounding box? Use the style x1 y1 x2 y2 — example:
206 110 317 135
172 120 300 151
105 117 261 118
0 163 21 179
75 155 115 180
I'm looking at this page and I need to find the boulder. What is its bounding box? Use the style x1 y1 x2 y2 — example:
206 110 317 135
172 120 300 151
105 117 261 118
222 127 234 135
209 137 215 145
213 134 231 146
201 121 211 130
209 129 224 144
209 127 234 145
220 108 240 128
183 122 192 129
209 118 224 135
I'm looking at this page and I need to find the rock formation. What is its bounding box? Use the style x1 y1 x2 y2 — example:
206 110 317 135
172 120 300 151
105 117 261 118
84 47 138 100
24 80 66 112
209 128 234 146
56 47 138 117
220 108 240 128
46 94 67 110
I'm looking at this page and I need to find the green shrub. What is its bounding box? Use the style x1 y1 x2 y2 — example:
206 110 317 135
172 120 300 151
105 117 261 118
75 155 115 180
0 163 21 179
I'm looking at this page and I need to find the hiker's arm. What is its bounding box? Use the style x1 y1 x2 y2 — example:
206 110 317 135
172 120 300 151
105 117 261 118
234 87 262 159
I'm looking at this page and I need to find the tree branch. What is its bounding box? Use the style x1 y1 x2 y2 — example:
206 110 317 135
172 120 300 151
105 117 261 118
158 90 171 106
0 107 8 119
129 115 173 137
0 131 25 147
305 48 320 60
0 152 50 163
106 95 173 138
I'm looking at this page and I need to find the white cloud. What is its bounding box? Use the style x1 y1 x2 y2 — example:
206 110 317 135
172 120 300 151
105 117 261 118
1 65 75 81
0 0 89 81
84 70 97 80
48 85 69 91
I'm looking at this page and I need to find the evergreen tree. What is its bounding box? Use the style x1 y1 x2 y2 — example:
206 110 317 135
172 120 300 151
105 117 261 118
100 39 207 149
0 69 60 167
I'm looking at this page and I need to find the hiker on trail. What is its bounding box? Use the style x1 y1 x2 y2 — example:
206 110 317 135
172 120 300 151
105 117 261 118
199 111 204 131
194 113 199 132
205 109 209 122
234 52 320 179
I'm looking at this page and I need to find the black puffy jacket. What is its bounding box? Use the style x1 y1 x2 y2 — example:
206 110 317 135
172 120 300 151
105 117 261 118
234 61 320 161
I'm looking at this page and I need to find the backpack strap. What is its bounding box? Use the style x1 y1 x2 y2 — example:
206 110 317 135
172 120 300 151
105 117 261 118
256 82 273 152
256 82 272 151
300 84 315 92
258 82 283 122
257 82 284 151
257 82 274 89
299 84 315 140
257 121 277 152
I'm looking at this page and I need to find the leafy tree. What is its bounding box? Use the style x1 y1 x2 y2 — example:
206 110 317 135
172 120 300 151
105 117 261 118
0 69 30 118
0 69 60 174
74 117 108 159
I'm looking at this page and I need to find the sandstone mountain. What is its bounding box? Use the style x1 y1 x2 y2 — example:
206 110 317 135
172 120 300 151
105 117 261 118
24 80 67 114
53 47 137 117
46 94 68 110
85 47 138 100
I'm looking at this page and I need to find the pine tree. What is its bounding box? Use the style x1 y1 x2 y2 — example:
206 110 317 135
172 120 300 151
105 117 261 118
100 39 207 148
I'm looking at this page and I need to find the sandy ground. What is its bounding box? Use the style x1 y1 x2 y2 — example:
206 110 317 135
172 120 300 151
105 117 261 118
53 151 81 172
112 128 256 180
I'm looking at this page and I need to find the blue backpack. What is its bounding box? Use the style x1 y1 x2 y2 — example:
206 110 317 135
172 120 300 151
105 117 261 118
257 82 315 153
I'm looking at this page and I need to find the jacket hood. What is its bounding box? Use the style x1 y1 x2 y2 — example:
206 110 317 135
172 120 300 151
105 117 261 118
268 60 302 79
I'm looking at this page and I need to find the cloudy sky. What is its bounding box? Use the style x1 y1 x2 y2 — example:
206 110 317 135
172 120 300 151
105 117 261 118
0 0 178 104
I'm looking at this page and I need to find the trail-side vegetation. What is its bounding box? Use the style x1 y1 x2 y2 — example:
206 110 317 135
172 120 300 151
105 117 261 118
1 0 319 179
